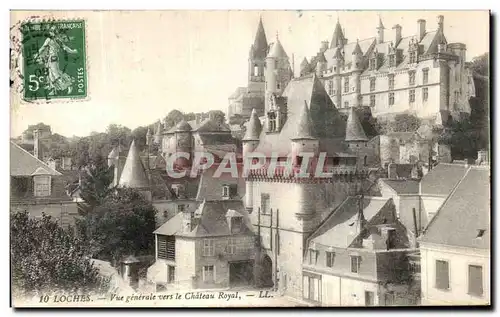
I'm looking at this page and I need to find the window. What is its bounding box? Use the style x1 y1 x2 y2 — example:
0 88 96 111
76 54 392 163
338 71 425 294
409 51 417 64
370 95 375 107
344 101 349 108
203 265 215 282
203 239 215 256
435 260 450 290
350 255 361 273
303 275 321 302
384 292 395 305
167 265 175 283
454 90 460 102
389 93 395 106
370 77 376 91
163 210 169 218
253 64 259 77
409 71 416 86
268 111 277 132
328 80 334 95
344 77 349 93
309 249 319 265
365 291 375 306
363 155 368 166
261 193 270 214
409 89 415 103
326 251 335 267
423 69 429 84
33 175 51 197
389 55 395 67
157 235 175 261
423 88 428 101
276 82 281 90
468 265 483 296
222 185 230 198
177 204 185 213
369 58 376 70
226 238 236 254
388 74 394 90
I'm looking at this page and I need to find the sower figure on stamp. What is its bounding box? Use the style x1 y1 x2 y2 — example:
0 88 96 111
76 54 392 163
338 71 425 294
34 26 78 95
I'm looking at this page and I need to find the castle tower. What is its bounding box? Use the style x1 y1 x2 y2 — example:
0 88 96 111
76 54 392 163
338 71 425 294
377 16 385 44
332 48 344 107
330 19 347 49
299 57 310 77
352 40 363 106
291 101 319 167
242 109 262 212
345 107 369 168
153 120 162 144
315 52 327 77
265 32 292 114
173 120 193 168
248 17 268 92
118 140 152 201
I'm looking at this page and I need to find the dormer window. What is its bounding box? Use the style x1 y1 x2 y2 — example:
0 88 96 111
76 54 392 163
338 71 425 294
33 175 51 197
369 58 376 70
222 184 237 200
344 77 349 93
171 184 184 198
276 82 281 90
389 54 396 67
267 111 277 132
253 64 259 76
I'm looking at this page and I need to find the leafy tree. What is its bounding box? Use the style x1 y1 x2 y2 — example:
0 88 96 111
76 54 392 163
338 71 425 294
22 123 51 140
164 110 184 129
392 114 421 133
76 188 157 265
207 110 226 124
80 153 114 209
10 211 108 297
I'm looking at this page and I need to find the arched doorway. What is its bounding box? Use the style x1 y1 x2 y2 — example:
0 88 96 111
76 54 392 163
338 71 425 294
257 254 274 288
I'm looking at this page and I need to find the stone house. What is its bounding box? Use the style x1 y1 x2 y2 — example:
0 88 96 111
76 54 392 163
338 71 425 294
419 165 490 305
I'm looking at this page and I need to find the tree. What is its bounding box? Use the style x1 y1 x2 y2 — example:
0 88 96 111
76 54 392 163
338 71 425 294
76 188 157 265
207 110 226 124
10 211 108 297
164 110 184 129
392 114 421 133
22 123 51 140
80 153 114 209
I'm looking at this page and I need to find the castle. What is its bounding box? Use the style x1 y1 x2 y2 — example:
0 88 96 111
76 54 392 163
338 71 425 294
229 14 476 125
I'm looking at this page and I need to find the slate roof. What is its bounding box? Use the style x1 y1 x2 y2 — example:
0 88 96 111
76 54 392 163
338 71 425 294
309 197 393 248
255 74 346 156
10 141 61 177
345 107 368 141
175 120 192 132
292 101 315 140
420 163 469 196
267 38 288 59
154 200 253 238
420 166 490 249
243 108 262 141
252 17 268 59
324 38 375 70
380 179 420 195
118 140 150 189
195 164 245 201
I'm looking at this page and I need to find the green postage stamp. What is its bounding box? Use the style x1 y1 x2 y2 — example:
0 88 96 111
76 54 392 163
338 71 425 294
21 19 87 101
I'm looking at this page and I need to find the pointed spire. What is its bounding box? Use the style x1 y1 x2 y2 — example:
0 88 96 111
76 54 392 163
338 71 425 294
330 19 346 49
118 140 150 188
345 107 368 142
267 35 288 59
352 40 362 55
334 47 343 60
377 15 385 29
243 109 262 141
292 101 315 140
252 16 268 59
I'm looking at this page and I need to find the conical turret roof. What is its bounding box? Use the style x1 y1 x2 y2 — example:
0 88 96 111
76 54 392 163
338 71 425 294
317 52 327 63
292 101 316 140
300 57 310 69
154 121 162 136
345 107 368 142
252 17 268 59
118 140 150 188
330 20 346 48
377 16 385 30
267 35 288 59
175 120 192 132
352 40 363 55
243 109 262 141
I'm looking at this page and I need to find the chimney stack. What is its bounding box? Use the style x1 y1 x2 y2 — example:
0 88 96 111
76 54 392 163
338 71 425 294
320 40 329 53
392 24 402 46
437 15 444 32
417 19 426 41
33 129 41 160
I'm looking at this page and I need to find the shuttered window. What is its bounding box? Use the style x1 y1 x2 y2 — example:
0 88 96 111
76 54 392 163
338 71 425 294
435 260 450 290
468 265 483 296
157 235 175 261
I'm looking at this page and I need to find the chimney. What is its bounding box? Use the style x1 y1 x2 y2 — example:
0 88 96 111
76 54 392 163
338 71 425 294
417 19 426 41
437 15 444 32
33 129 41 160
392 24 402 46
320 40 329 53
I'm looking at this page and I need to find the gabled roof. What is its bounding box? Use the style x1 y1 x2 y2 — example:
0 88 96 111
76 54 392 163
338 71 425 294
420 166 490 249
420 163 469 196
379 179 420 195
10 141 61 177
118 140 149 189
243 108 262 141
345 107 368 141
309 197 393 249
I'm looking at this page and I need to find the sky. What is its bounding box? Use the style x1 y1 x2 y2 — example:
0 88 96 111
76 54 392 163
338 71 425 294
10 10 489 138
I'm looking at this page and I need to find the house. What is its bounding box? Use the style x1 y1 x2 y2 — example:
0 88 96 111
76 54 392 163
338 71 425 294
419 165 490 305
302 196 419 306
147 200 256 291
10 141 78 228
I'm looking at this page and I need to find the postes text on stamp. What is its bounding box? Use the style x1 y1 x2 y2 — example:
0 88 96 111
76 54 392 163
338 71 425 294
21 19 87 101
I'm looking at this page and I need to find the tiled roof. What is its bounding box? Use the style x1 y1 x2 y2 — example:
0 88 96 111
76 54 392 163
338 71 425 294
420 163 469 196
310 197 393 248
243 109 262 141
154 200 252 238
252 17 268 59
292 101 315 140
267 38 288 59
345 107 368 141
118 140 150 189
10 142 61 177
325 38 375 70
255 74 346 156
330 20 346 48
420 166 490 249
380 179 420 195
